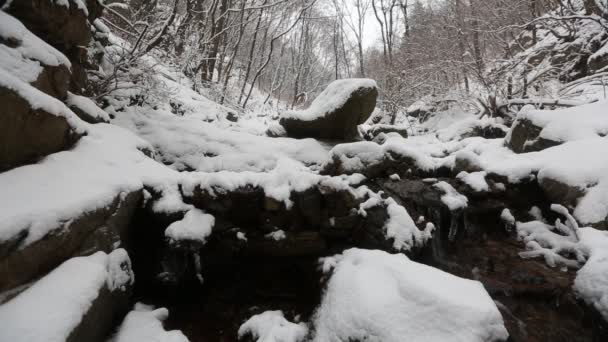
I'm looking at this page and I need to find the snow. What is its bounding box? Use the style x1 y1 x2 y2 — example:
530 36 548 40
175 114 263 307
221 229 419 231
514 206 608 320
433 181 468 210
110 303 189 342
313 248 509 342
574 227 608 320
457 171 489 192
0 123 179 247
500 208 515 226
54 0 89 15
0 250 133 342
112 105 328 173
507 100 608 144
281 78 377 121
238 310 308 342
384 197 434 251
265 230 286 241
182 158 361 209
67 91 111 122
0 11 71 71
107 248 135 291
165 208 215 243
436 117 507 142
0 68 86 133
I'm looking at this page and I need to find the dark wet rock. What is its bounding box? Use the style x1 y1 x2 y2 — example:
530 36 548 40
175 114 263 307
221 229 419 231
361 124 409 140
0 191 142 292
279 80 378 141
0 86 83 172
506 118 561 153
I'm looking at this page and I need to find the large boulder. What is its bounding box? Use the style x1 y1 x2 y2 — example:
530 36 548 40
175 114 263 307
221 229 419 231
0 250 134 342
0 82 84 172
279 78 378 141
0 191 142 292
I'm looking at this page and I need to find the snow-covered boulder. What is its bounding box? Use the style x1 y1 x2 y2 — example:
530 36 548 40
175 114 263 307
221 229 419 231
0 250 134 342
506 100 608 153
312 248 509 342
279 78 378 141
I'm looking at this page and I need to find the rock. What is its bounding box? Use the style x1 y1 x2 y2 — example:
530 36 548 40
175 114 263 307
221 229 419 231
0 250 134 342
361 124 409 141
4 0 100 94
506 118 561 153
0 85 83 172
538 176 585 209
0 191 142 292
225 111 239 122
279 78 378 141
4 0 90 50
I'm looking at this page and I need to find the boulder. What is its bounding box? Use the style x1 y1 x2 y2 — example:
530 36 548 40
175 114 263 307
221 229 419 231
4 0 99 94
279 78 378 141
0 250 134 342
0 85 83 171
0 191 142 292
506 118 561 153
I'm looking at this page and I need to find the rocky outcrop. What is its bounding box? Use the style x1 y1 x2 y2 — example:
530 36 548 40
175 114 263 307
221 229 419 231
279 79 378 141
0 191 142 292
4 0 94 93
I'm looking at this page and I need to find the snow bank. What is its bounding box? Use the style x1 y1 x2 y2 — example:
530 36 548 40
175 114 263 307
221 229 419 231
111 303 189 342
238 310 308 342
0 250 133 342
313 248 508 342
112 105 328 172
165 208 215 243
282 78 377 121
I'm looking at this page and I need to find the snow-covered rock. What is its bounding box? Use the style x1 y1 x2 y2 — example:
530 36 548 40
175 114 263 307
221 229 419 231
165 208 215 244
506 100 608 153
238 310 308 342
312 248 509 342
0 250 134 342
279 78 378 141
111 303 190 342
0 122 179 291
